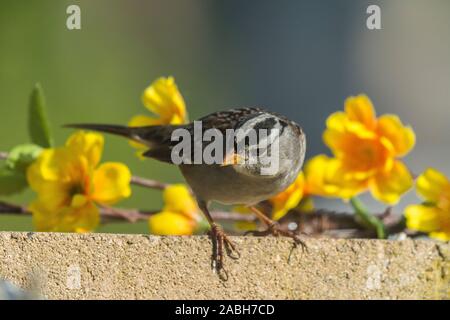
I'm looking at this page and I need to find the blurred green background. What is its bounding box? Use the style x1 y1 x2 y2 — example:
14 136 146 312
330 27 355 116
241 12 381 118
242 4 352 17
1 0 450 233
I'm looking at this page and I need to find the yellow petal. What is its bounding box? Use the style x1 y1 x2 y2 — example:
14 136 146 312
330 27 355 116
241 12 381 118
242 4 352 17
271 191 302 220
28 148 75 182
33 183 71 212
296 197 314 213
27 157 48 190
30 200 99 233
325 111 347 132
128 115 165 154
61 202 100 233
31 149 61 181
322 128 345 155
71 194 88 208
404 204 445 233
128 77 188 156
66 131 104 168
162 184 199 220
344 94 377 129
416 168 450 203
429 231 450 241
304 155 337 196
377 115 415 157
370 160 413 204
91 162 132 205
29 200 61 232
141 77 187 124
128 114 162 127
304 155 366 199
148 211 195 235
270 172 305 220
324 122 378 161
27 157 74 211
323 112 352 155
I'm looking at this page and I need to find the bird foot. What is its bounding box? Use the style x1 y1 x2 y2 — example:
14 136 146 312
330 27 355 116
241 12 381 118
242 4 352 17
245 221 308 252
209 223 240 281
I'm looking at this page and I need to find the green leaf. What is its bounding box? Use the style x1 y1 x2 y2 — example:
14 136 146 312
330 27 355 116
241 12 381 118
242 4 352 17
0 166 28 196
6 144 42 173
28 83 54 148
0 144 42 196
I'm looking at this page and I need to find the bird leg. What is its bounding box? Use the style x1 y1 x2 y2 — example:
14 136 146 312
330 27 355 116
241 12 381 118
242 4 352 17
246 206 307 251
198 200 240 280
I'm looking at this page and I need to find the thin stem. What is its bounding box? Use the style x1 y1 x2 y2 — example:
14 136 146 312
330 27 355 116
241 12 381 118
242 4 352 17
130 176 169 190
99 205 154 223
0 200 255 223
350 197 387 239
0 201 29 214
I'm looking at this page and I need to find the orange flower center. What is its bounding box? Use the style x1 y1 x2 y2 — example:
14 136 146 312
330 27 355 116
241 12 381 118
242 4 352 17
340 135 390 174
69 183 84 197
67 173 92 206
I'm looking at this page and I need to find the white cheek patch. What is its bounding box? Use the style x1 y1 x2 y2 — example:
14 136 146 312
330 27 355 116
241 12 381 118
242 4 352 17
258 129 280 176
234 114 282 175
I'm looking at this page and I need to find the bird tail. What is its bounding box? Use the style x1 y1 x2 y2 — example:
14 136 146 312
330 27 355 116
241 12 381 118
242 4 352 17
64 123 179 148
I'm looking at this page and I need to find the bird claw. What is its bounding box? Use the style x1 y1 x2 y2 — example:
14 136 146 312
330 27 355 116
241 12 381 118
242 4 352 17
245 221 308 253
209 223 240 281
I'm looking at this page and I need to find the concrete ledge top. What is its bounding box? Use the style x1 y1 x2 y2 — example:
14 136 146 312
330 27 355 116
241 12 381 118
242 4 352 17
0 232 448 299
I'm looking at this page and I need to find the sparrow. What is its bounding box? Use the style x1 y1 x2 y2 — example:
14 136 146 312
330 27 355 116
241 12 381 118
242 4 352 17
66 107 306 279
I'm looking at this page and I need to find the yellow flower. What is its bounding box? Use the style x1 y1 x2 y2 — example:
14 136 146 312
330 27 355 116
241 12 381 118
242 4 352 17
128 77 189 153
304 154 367 199
318 94 415 204
27 131 132 232
269 172 313 220
405 168 450 241
268 153 366 220
148 184 202 235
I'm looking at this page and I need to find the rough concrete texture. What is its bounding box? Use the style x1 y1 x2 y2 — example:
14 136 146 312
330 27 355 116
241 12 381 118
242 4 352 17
0 232 448 299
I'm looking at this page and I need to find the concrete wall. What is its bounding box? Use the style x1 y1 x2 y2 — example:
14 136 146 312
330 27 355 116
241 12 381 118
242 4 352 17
0 232 448 299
